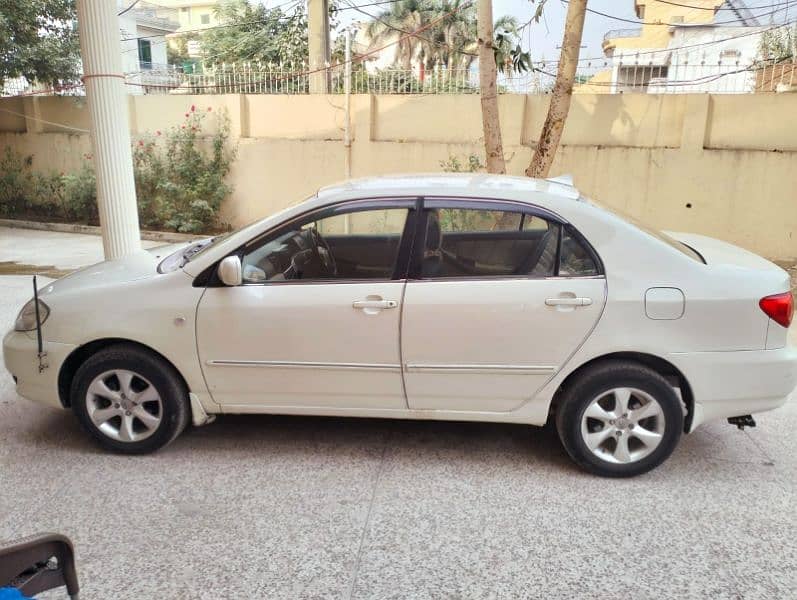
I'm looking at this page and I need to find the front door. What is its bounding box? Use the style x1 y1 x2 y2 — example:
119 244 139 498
196 200 415 410
401 201 607 412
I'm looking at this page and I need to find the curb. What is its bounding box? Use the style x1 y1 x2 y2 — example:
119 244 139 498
0 218 205 243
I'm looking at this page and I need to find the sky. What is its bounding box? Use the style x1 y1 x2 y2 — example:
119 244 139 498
313 0 797 63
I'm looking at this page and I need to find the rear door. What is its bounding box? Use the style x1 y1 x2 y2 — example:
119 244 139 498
401 199 607 412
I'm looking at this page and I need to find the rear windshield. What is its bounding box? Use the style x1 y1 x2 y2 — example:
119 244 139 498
595 203 705 263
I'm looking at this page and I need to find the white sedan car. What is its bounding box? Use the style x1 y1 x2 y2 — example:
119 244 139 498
4 174 796 476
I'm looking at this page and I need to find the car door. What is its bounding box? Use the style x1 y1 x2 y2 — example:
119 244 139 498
401 199 607 412
196 199 417 410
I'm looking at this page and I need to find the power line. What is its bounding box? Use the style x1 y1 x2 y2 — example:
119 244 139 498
118 0 143 17
568 0 793 26
578 17 797 62
656 0 791 11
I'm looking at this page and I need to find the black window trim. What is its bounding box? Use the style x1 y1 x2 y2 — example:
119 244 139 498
410 196 604 281
197 197 420 287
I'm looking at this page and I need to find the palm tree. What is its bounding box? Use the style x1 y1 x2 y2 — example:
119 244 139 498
364 0 436 71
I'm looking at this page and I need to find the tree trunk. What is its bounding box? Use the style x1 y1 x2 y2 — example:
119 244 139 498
525 0 587 178
478 0 505 174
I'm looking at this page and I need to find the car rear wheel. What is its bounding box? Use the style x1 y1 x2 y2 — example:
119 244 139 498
555 361 683 477
71 344 189 454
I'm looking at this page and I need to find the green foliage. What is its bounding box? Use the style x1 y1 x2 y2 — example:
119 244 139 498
0 147 32 215
0 106 236 233
759 24 796 62
439 153 484 173
361 0 530 74
61 166 98 223
133 106 236 233
0 0 80 89
200 0 310 66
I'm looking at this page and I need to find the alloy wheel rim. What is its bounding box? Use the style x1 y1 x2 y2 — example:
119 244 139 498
580 387 665 465
85 369 163 443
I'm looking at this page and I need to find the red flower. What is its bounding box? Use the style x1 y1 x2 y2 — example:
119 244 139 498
190 104 196 112
207 107 212 112
185 113 189 118
191 126 197 131
138 140 144 146
181 124 186 129
156 130 161 136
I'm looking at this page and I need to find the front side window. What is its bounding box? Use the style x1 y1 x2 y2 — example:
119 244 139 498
421 207 560 278
241 207 409 283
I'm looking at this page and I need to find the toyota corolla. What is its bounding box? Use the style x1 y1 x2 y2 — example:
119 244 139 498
4 174 796 477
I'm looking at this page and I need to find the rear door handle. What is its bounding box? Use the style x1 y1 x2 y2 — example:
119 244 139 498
545 297 593 307
353 299 398 310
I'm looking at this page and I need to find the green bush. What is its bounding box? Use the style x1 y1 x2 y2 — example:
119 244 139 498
0 104 235 233
0 147 34 216
133 105 235 233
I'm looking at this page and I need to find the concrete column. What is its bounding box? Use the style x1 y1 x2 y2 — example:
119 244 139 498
308 0 330 94
76 0 141 260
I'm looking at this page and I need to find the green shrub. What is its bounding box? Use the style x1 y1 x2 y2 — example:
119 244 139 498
61 166 98 224
0 103 235 233
133 104 235 233
0 147 34 216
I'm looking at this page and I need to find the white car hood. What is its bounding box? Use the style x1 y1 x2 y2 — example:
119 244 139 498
39 244 189 297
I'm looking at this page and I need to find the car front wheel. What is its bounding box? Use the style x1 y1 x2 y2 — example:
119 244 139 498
555 361 684 477
71 344 189 454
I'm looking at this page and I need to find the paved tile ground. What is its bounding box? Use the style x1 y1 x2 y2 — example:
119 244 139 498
1 227 796 599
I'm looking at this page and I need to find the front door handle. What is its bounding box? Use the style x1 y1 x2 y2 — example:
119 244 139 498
353 299 398 310
545 297 593 307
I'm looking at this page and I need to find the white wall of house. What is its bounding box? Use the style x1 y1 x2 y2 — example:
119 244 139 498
611 25 768 93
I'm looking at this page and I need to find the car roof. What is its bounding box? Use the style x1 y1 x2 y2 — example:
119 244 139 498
317 173 582 203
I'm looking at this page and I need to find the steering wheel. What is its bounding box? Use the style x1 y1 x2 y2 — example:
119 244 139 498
308 227 337 277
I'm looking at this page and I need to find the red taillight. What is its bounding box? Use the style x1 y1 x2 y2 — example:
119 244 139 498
759 292 794 328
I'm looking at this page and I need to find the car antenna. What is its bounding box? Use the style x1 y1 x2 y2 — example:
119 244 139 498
33 275 48 373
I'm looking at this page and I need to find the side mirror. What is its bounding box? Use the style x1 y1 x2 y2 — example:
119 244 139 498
217 256 242 286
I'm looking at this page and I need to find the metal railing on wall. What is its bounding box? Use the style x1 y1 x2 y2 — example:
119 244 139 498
3 58 795 97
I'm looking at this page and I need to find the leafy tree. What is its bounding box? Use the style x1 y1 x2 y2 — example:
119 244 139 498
197 0 309 66
363 0 529 73
759 24 796 62
0 0 80 89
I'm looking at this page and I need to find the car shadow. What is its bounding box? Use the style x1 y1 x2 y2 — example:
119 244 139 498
24 407 577 472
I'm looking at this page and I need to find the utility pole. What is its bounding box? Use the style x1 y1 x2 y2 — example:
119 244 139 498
75 0 141 259
308 0 331 93
477 0 506 174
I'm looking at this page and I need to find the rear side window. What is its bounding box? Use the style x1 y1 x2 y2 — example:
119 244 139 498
559 228 599 277
421 208 560 278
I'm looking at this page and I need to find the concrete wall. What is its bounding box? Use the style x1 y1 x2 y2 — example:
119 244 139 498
1 92 796 260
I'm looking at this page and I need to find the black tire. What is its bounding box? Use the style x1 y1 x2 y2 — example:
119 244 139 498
71 343 190 454
555 360 683 478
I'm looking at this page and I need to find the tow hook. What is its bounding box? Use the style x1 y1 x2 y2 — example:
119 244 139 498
728 415 757 430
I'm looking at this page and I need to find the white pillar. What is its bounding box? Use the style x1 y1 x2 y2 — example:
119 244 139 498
76 0 141 260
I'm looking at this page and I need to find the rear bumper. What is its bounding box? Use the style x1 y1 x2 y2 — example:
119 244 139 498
669 344 797 432
2 329 75 409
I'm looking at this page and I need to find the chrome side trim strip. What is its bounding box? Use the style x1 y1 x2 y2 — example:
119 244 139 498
206 360 401 372
404 363 556 375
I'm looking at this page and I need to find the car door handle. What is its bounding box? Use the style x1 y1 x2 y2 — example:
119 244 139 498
352 299 398 310
545 297 593 307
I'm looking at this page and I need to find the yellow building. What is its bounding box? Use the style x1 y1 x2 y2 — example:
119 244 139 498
602 1 724 55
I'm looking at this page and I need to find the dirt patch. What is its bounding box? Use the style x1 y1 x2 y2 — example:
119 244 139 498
0 262 73 279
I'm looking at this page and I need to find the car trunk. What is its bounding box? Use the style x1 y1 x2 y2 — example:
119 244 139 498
669 232 792 350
